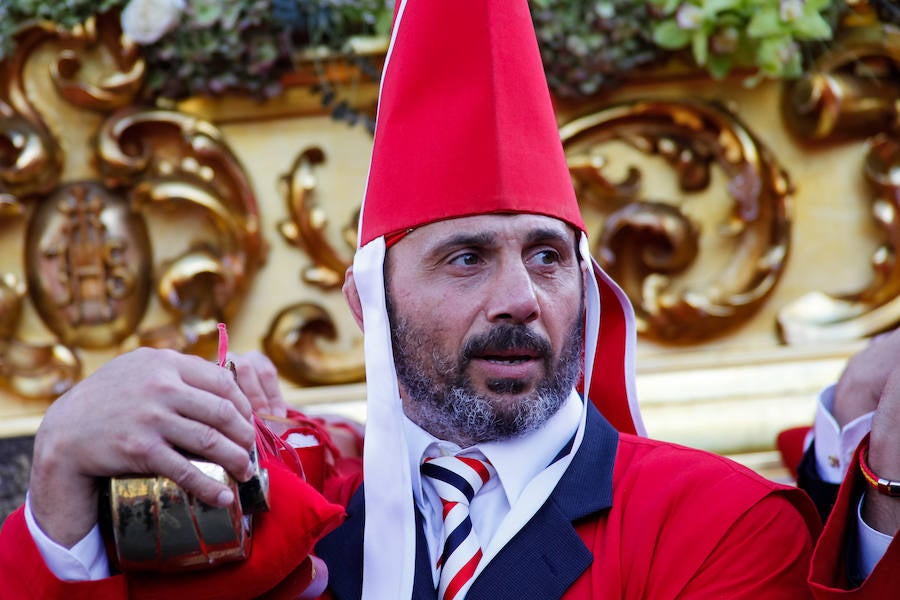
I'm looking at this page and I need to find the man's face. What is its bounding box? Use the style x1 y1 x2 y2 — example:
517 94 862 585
385 213 586 446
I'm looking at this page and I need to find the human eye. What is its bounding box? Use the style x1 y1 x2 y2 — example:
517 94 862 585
529 248 561 266
449 251 481 267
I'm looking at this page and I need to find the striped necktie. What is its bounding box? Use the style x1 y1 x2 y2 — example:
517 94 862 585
421 455 495 600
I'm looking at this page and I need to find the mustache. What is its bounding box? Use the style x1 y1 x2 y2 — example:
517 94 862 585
460 325 552 363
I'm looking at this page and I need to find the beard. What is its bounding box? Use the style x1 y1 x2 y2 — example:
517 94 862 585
386 295 585 446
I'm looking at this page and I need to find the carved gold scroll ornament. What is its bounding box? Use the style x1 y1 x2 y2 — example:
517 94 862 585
264 147 365 386
561 99 793 343
0 14 264 397
778 24 900 344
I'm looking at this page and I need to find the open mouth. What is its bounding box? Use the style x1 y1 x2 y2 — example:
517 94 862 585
481 353 538 365
461 325 551 370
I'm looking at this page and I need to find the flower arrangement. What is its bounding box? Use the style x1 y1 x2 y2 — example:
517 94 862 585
648 0 846 82
0 0 390 104
530 0 663 98
0 0 874 106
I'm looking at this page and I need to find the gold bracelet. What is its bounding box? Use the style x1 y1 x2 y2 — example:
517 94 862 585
859 436 900 497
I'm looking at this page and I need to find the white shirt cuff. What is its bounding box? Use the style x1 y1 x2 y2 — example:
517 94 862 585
813 385 874 484
854 495 893 580
24 492 110 581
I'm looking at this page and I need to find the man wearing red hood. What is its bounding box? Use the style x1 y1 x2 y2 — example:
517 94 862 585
1 0 897 598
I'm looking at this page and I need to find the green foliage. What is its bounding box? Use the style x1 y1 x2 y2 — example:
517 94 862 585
0 0 124 58
0 0 854 102
0 0 391 102
531 0 664 98
141 0 292 100
142 0 391 101
649 0 843 82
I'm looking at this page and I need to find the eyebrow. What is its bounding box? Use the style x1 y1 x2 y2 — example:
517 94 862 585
423 232 497 262
423 225 574 261
525 226 573 247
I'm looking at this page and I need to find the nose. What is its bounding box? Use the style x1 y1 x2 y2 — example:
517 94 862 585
486 259 540 324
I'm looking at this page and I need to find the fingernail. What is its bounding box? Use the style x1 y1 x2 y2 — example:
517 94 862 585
217 489 235 507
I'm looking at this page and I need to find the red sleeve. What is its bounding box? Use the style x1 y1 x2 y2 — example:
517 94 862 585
0 506 128 600
809 444 900 598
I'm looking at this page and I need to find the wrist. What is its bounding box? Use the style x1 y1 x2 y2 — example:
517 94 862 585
868 426 900 480
860 435 900 497
30 438 100 547
859 435 900 537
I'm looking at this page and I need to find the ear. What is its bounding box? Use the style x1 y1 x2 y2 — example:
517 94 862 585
343 266 365 330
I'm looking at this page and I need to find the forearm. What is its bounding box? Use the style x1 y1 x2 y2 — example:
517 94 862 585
29 429 102 548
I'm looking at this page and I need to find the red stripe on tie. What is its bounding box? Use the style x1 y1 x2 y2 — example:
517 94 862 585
457 456 491 484
442 500 457 519
444 549 482 600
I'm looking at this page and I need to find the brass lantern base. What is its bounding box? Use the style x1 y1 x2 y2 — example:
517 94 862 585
106 449 269 572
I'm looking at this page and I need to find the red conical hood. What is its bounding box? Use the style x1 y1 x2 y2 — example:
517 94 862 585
353 3 644 596
359 0 584 245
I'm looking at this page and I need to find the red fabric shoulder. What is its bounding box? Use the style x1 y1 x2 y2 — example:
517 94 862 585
567 436 820 598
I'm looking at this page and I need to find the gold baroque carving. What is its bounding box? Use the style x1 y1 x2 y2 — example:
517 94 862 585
25 182 152 349
264 303 365 387
777 133 900 343
264 148 364 386
782 25 900 142
561 100 793 343
777 25 900 344
97 107 267 355
277 147 356 290
0 272 80 398
0 15 264 397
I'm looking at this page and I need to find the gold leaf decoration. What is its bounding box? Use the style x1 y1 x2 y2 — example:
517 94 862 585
97 108 268 356
562 99 793 343
778 133 900 342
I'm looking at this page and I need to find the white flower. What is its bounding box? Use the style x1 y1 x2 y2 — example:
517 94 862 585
676 4 704 31
780 0 805 22
120 0 186 45
778 39 800 64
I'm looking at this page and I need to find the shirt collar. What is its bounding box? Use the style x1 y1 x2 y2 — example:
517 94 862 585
404 390 582 510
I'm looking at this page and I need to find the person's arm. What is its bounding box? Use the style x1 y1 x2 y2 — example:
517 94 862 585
28 347 259 548
798 332 890 515
857 365 900 567
809 443 899 597
807 332 900 594
3 349 312 583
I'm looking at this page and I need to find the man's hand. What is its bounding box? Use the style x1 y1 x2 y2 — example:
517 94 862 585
833 331 900 428
229 350 289 418
862 367 900 537
29 348 259 548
